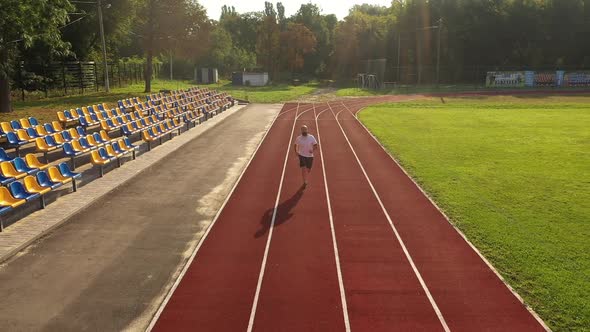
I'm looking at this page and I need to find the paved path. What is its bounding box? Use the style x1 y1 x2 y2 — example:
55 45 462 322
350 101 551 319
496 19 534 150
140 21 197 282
0 104 280 331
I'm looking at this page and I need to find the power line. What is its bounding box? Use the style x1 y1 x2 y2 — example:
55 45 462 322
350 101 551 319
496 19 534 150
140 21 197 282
6 14 89 45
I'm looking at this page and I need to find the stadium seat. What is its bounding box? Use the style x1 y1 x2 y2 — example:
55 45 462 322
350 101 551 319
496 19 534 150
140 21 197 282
6 132 28 155
63 143 85 169
90 148 114 177
57 163 80 191
10 120 22 131
34 125 50 136
48 166 75 192
25 154 49 170
36 171 63 190
23 176 51 208
0 148 13 162
13 157 37 175
1 161 27 180
9 181 41 203
0 187 26 232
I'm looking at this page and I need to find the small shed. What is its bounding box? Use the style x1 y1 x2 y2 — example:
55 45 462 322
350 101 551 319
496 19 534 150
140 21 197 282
242 72 269 86
195 68 219 84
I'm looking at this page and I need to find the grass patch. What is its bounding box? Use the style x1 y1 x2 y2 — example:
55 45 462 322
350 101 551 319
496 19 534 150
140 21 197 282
336 84 590 97
359 95 590 331
9 80 196 124
213 81 318 103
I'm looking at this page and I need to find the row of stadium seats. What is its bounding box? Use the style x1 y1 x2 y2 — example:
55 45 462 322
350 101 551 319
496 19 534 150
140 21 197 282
0 150 49 186
0 163 80 231
101 112 158 132
89 139 138 177
0 87 235 232
141 118 184 151
56 103 111 127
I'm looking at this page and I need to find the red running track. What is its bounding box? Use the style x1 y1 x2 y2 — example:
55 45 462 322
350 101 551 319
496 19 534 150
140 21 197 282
150 100 548 331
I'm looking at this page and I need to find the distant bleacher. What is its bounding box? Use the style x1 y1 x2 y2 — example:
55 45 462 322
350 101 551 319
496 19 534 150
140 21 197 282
0 86 235 231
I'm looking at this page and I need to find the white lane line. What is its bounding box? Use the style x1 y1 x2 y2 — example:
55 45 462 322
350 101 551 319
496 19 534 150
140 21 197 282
342 102 552 331
276 103 301 118
145 104 285 332
328 102 452 332
315 105 330 119
313 103 352 332
296 106 314 120
246 103 305 332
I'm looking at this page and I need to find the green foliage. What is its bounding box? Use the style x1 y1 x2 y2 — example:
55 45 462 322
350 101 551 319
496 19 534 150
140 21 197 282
0 0 73 76
360 95 590 331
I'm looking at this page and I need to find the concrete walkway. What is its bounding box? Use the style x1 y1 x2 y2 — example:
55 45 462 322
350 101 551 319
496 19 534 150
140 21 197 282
0 104 280 331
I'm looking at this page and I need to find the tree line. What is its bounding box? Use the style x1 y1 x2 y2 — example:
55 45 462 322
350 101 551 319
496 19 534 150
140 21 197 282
1 0 589 112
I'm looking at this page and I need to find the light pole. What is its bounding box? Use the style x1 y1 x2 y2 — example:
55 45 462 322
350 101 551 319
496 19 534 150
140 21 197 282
97 0 110 92
436 18 443 85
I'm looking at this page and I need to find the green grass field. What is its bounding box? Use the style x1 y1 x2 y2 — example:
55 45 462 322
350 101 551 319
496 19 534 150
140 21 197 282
359 95 590 331
214 81 318 103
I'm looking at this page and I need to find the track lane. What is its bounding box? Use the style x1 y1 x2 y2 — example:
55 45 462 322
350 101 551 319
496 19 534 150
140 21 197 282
338 100 547 331
151 103 299 331
251 104 347 331
317 103 446 331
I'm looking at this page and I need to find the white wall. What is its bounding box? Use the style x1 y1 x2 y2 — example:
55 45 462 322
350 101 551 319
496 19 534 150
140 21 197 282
243 73 269 86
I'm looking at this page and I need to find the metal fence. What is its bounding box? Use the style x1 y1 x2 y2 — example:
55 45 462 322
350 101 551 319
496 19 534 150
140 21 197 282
12 61 162 101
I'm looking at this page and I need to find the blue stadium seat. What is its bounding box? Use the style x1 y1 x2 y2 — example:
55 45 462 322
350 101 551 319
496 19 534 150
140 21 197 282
9 182 40 202
28 117 40 126
36 171 63 190
13 158 37 175
58 162 81 180
0 148 13 162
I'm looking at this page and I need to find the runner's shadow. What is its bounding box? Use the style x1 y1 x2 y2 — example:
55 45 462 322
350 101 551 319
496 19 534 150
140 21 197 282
254 187 305 238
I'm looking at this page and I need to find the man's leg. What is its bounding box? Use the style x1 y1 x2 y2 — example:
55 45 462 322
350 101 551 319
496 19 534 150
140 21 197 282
301 167 307 185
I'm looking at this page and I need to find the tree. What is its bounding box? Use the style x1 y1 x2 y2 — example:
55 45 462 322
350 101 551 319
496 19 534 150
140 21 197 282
0 0 73 113
256 2 280 79
136 0 211 92
281 23 317 72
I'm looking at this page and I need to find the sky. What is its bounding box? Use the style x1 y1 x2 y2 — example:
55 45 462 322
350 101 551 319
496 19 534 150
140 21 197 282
199 0 393 21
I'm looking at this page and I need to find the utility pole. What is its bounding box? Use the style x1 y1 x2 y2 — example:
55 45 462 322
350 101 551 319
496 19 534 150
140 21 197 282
97 0 110 92
169 51 173 80
436 18 443 85
397 32 401 83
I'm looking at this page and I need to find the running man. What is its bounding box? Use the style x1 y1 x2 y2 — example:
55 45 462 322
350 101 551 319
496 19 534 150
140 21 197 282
294 125 318 188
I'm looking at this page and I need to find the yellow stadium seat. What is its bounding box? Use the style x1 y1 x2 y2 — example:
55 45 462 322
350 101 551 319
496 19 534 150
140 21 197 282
0 122 13 134
68 128 80 139
1 162 26 180
90 150 109 165
24 176 51 195
16 129 34 142
35 125 50 136
25 154 49 170
86 135 101 147
48 166 72 184
71 140 88 152
99 131 111 142
51 121 64 132
19 118 32 128
35 137 56 153
52 133 66 145
0 187 26 208
105 145 120 158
